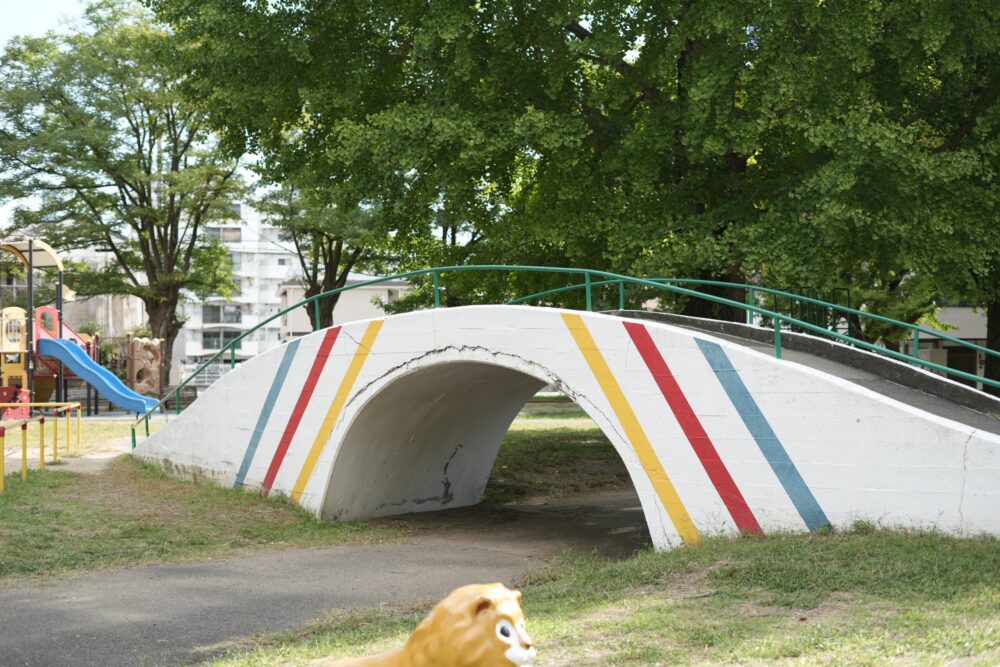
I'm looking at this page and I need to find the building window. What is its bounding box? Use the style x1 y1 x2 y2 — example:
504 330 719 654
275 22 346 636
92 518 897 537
277 258 288 266
205 227 242 243
232 278 242 296
230 252 242 270
230 202 242 218
202 305 242 324
202 330 241 350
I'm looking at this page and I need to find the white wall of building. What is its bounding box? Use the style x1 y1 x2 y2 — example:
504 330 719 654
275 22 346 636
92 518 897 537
277 277 410 342
173 205 411 385
931 307 987 341
174 204 297 384
63 245 147 336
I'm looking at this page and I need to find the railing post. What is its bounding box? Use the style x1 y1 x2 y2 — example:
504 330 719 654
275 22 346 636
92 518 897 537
230 344 236 369
584 272 593 312
144 413 150 438
175 387 181 415
774 319 782 359
618 280 625 310
432 272 441 309
64 409 70 456
313 298 320 330
76 406 81 449
21 423 27 481
911 327 920 364
747 288 755 326
131 424 136 451
38 417 45 470
0 427 5 494
52 409 58 465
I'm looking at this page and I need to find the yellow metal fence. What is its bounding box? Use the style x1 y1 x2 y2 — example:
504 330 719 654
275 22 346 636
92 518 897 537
0 402 82 494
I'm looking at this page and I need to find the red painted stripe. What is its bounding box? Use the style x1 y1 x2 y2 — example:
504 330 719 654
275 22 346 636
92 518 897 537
260 327 341 497
624 322 762 535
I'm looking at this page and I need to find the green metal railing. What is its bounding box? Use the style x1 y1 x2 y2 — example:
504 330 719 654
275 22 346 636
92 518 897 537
507 275 999 376
131 265 1000 445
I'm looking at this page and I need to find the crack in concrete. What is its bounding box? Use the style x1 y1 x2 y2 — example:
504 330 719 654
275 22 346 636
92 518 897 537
375 494 444 511
340 326 362 347
958 430 975 533
441 443 463 505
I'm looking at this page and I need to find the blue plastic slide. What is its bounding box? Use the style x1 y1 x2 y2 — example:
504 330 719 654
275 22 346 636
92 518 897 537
38 338 160 414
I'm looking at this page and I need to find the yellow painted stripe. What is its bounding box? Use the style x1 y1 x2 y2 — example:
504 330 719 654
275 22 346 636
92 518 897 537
290 320 384 502
561 313 700 545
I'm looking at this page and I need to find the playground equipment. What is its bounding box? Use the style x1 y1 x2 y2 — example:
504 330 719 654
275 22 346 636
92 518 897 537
0 239 158 416
126 337 164 398
132 266 1000 550
0 401 82 495
0 403 80 495
327 583 534 667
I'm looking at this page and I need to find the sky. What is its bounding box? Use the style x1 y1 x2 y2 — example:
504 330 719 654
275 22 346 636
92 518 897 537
0 0 86 46
1 0 88 227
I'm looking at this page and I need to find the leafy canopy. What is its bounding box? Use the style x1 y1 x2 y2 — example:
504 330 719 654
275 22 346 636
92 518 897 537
0 0 242 360
152 1 998 329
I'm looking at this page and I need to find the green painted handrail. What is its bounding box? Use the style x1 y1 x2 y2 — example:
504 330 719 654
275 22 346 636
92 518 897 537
503 275 998 387
131 264 1000 444
509 277 1000 360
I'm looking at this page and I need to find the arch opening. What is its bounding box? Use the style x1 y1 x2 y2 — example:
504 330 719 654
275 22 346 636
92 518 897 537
322 360 651 555
324 362 546 520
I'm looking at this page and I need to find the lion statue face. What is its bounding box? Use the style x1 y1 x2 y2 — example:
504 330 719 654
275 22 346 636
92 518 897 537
475 585 536 667
405 582 536 667
324 582 536 667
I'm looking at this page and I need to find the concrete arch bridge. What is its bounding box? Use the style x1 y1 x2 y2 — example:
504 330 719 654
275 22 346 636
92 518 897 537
134 273 1000 549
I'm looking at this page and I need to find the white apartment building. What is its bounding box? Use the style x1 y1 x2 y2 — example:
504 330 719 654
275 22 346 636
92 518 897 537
62 245 146 336
173 203 297 385
172 204 411 386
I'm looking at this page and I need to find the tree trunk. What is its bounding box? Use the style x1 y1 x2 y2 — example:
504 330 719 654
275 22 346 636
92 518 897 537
303 287 343 330
680 271 746 323
986 301 1000 398
144 296 182 395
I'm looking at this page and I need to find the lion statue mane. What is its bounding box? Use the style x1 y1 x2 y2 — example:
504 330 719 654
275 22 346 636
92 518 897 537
325 582 535 667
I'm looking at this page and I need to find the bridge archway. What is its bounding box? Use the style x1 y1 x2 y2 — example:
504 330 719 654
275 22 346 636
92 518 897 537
321 354 652 531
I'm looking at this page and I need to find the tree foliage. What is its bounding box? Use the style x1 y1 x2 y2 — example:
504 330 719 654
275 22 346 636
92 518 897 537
153 0 998 381
0 0 242 373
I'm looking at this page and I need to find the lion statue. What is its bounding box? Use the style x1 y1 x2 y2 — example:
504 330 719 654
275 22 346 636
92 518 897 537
325 583 536 667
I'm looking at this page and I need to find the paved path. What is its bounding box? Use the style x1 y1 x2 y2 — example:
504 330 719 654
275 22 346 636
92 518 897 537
0 490 648 666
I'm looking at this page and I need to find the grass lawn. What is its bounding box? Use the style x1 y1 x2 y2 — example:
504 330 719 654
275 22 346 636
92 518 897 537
0 457 393 580
200 415 1000 666
0 414 618 581
485 419 629 503
206 528 1000 666
3 411 998 665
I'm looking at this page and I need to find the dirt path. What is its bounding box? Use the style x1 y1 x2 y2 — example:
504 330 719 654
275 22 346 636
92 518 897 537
0 490 649 667
2 435 132 475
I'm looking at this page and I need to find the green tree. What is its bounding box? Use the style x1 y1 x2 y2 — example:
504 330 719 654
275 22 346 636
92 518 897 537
256 185 376 330
0 0 241 374
152 1 999 378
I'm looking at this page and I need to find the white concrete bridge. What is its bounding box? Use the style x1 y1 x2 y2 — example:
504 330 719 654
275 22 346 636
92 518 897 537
135 306 1000 550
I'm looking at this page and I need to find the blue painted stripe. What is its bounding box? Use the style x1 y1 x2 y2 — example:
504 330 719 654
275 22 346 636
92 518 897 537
695 339 830 531
234 339 301 488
